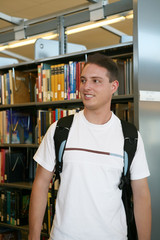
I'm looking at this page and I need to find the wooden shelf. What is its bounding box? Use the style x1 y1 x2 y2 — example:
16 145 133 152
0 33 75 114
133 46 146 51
0 95 134 110
0 182 33 190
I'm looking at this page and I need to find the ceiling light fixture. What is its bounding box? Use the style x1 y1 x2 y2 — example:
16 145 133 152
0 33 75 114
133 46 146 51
66 16 125 35
0 33 58 51
0 13 133 52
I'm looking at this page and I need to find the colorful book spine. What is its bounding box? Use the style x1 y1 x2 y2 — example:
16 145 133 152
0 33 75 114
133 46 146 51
50 65 56 101
37 65 42 102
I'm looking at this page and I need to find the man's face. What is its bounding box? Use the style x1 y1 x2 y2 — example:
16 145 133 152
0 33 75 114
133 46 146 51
80 63 118 112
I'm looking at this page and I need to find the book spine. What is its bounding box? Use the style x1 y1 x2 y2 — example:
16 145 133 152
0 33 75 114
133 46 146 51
0 75 2 105
6 190 11 224
1 190 7 222
69 61 74 99
47 192 52 234
50 65 55 101
1 75 5 105
9 70 14 104
37 65 42 102
6 73 10 104
59 64 65 100
46 69 51 101
64 64 68 100
54 65 58 101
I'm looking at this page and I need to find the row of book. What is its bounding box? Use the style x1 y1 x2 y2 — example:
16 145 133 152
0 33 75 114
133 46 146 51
36 61 85 103
0 110 33 144
0 57 133 105
0 149 37 184
0 103 133 147
111 102 134 123
0 187 54 236
0 228 19 240
0 188 54 234
0 61 85 105
0 104 133 146
115 57 133 96
0 188 30 226
0 184 54 234
37 58 133 100
0 70 36 105
0 107 80 145
37 108 81 144
42 191 54 235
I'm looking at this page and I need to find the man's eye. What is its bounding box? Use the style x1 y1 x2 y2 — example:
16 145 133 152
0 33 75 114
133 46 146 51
81 79 86 83
94 79 100 83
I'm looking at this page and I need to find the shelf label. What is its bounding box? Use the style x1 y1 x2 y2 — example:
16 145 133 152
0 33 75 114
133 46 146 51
140 90 160 102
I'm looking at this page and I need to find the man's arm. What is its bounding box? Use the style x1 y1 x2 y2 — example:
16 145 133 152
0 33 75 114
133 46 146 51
28 164 54 240
131 177 152 240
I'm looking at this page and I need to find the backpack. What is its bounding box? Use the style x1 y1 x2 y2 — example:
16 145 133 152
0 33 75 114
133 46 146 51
53 114 138 240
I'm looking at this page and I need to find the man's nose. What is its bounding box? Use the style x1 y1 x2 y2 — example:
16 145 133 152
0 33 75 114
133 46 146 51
84 80 91 89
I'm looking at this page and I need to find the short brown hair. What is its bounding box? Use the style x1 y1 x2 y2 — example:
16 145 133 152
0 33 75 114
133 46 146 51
85 53 118 82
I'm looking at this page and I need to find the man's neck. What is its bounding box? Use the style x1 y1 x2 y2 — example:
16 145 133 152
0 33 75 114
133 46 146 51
83 108 112 125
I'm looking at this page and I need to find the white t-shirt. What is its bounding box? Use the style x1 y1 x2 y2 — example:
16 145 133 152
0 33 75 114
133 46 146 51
34 110 150 240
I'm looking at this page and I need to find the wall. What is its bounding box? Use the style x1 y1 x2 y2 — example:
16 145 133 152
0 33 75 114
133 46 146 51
133 0 160 239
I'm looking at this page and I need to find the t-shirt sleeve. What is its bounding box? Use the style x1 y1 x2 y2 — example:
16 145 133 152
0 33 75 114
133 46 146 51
130 131 150 180
33 122 57 172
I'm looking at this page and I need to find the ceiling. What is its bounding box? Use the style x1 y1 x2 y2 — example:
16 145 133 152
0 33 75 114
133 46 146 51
0 0 133 63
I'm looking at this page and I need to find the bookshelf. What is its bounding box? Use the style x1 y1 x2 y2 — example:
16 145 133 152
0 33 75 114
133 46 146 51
0 0 159 238
0 42 134 238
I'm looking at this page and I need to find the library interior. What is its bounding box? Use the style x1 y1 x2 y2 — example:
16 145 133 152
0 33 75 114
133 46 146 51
0 0 160 239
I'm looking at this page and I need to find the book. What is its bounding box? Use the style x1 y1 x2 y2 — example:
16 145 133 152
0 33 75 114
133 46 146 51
64 64 69 100
28 72 37 102
1 75 5 104
50 65 56 101
11 111 33 144
42 69 48 102
54 65 59 101
37 110 51 143
42 206 48 234
0 228 18 239
27 148 37 182
112 102 134 123
46 69 51 101
10 69 32 104
0 75 2 104
47 192 52 233
9 70 14 104
41 63 51 102
59 64 65 100
69 61 76 99
0 149 8 183
6 190 11 224
4 152 25 183
0 110 11 144
15 189 30 226
115 58 125 95
10 191 16 225
37 65 43 102
1 189 7 222
5 73 10 104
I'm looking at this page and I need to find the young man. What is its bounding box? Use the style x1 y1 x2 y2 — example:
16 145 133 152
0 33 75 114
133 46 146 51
28 53 151 240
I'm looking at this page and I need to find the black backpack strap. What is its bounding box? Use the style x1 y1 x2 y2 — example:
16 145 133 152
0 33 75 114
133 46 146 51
119 120 138 240
53 114 74 180
119 120 138 189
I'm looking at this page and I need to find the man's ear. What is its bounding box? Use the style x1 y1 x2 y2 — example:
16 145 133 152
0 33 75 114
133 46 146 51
111 80 119 94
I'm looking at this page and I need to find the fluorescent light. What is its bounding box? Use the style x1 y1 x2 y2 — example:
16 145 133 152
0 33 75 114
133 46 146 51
0 33 58 51
9 39 36 48
66 16 125 35
0 45 8 51
126 13 133 19
0 13 133 51
43 33 58 40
